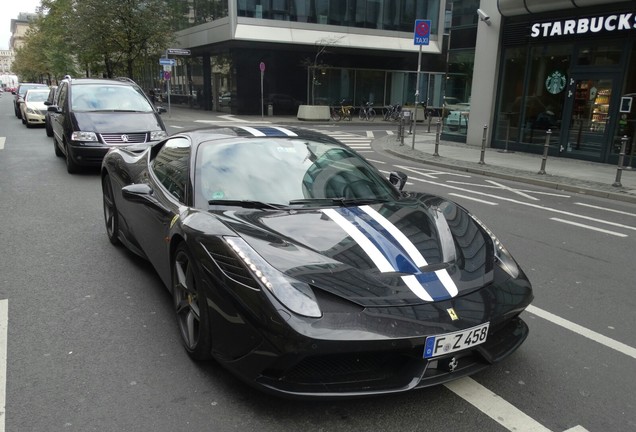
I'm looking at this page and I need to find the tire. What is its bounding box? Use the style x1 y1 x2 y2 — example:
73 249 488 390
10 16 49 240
45 119 53 137
383 109 392 121
172 244 213 361
65 141 80 173
331 108 342 122
359 108 365 120
102 174 120 246
53 137 63 157
345 108 352 121
368 109 376 121
21 115 26 125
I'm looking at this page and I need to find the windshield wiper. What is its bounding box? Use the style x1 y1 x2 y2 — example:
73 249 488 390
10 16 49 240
289 197 387 206
207 199 286 210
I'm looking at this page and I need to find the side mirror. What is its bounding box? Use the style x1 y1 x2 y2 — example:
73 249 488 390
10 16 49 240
389 171 408 191
122 183 171 214
47 105 61 113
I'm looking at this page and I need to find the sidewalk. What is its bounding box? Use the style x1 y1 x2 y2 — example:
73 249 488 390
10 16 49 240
165 106 636 204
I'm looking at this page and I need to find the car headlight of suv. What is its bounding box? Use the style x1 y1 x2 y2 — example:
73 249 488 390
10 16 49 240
150 130 168 141
71 131 98 142
224 236 322 318
470 215 520 279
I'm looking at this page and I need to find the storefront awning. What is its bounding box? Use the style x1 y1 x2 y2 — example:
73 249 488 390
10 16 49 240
498 0 632 16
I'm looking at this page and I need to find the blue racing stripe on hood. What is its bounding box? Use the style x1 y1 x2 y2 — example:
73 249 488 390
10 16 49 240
335 207 452 301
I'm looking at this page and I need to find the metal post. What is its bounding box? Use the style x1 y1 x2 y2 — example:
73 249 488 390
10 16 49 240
538 129 552 175
478 124 488 165
434 119 441 156
613 135 629 187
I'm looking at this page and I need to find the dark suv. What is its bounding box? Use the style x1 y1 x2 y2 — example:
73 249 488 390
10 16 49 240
13 83 49 119
48 77 167 173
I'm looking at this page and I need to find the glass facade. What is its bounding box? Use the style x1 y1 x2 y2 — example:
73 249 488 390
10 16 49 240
237 0 440 33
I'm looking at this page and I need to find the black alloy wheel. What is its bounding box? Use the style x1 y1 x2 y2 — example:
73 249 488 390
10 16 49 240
172 244 213 361
102 174 120 246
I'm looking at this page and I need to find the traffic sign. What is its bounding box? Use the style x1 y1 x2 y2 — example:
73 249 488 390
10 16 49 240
167 48 191 56
163 71 171 80
413 19 431 46
159 58 176 66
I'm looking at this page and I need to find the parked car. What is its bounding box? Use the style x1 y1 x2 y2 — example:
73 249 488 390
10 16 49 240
44 85 60 137
20 88 51 128
47 77 168 173
101 125 533 398
13 83 48 119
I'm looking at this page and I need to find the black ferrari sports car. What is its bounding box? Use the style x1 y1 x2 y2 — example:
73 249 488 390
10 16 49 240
101 125 533 398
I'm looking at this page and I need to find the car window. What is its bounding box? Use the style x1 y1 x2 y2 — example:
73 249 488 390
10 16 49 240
195 139 396 207
57 83 68 109
71 84 154 112
151 137 191 203
25 90 49 102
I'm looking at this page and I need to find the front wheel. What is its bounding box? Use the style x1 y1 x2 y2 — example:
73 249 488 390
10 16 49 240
173 244 213 361
102 174 120 246
368 109 376 121
331 108 342 122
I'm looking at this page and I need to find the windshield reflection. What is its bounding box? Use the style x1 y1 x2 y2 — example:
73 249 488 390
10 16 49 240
195 139 396 207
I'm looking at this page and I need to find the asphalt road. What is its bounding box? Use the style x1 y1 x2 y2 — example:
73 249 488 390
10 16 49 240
1 93 635 432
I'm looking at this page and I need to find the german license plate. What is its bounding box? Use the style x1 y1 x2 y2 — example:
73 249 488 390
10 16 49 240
423 323 490 359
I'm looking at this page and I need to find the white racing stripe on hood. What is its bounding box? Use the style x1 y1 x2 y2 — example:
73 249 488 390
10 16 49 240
237 126 266 136
322 208 394 273
361 205 458 298
269 126 298 136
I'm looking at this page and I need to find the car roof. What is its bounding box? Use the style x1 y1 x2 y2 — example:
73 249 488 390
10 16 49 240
65 77 139 87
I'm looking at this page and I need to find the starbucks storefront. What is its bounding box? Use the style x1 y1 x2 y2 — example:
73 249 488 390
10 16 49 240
493 5 636 166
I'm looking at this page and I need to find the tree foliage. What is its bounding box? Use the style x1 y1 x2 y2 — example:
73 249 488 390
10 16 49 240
13 0 181 84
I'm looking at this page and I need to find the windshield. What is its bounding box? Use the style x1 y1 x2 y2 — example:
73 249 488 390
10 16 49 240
25 90 50 102
71 84 154 112
195 138 397 208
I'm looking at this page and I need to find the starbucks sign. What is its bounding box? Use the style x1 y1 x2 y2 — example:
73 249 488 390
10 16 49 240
546 71 566 95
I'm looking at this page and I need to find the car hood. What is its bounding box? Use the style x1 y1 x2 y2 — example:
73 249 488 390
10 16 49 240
210 194 496 307
72 111 163 133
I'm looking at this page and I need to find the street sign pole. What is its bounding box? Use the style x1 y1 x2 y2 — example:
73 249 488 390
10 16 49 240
260 62 265 120
412 19 430 149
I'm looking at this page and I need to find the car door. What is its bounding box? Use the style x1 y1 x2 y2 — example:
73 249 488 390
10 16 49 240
50 82 68 149
127 136 192 285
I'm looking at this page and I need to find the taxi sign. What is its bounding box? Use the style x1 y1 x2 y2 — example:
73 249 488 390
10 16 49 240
414 19 431 46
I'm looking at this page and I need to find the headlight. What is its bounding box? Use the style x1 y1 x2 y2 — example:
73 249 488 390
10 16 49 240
71 131 98 142
26 107 38 114
150 130 168 140
224 237 322 318
471 215 520 279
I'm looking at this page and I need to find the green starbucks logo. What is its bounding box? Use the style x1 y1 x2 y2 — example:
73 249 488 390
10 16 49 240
545 71 566 94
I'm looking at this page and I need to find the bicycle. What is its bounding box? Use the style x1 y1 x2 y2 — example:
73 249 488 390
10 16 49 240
358 101 376 121
330 101 353 121
383 103 402 121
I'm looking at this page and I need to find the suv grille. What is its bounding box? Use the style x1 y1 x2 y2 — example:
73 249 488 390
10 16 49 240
100 133 148 145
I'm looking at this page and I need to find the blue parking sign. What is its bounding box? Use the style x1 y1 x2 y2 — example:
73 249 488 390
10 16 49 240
414 19 431 46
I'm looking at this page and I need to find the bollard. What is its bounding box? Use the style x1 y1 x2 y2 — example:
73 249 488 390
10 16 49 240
478 124 488 165
538 129 552 175
433 119 441 156
613 135 629 187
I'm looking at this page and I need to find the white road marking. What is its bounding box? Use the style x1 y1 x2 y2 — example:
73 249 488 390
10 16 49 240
448 180 571 197
365 158 385 164
386 130 394 135
527 305 636 360
397 166 636 232
445 377 589 432
486 180 540 201
0 300 7 432
448 193 499 205
575 202 636 217
168 125 184 129
366 131 374 138
0 137 5 150
550 217 628 237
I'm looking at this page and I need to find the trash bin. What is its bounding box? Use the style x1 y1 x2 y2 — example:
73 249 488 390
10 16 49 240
268 104 274 116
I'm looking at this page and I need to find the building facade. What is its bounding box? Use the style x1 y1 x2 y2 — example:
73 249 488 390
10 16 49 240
172 1 456 115
468 0 635 166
